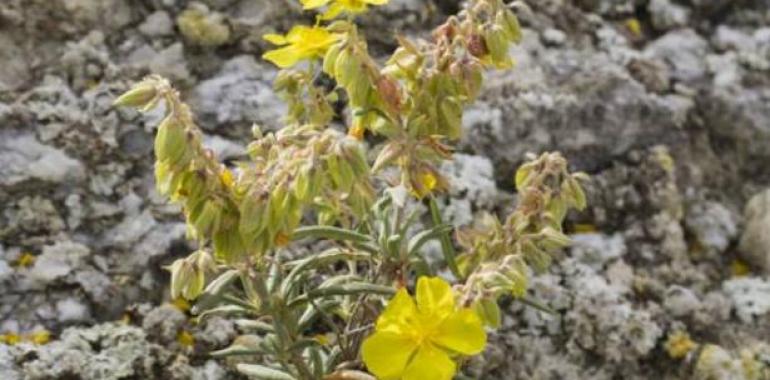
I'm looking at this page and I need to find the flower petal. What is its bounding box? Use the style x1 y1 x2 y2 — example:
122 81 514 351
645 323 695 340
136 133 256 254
301 0 330 9
415 277 455 317
376 287 417 333
433 308 487 355
321 3 346 19
364 0 388 4
402 344 456 380
361 331 417 380
262 33 287 45
262 46 302 68
284 25 311 43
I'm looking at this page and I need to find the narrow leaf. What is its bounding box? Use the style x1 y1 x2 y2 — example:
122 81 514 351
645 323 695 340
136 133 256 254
236 364 297 380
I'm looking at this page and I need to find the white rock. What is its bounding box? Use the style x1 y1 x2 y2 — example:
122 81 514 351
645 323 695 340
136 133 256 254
56 298 90 322
190 55 285 131
0 344 21 380
0 260 11 282
28 241 90 286
649 0 691 31
439 154 499 226
645 29 709 84
664 285 702 317
685 200 739 257
0 133 85 187
542 28 567 46
738 189 770 273
203 135 246 161
570 233 627 269
722 277 770 323
127 43 191 83
713 26 756 52
138 11 174 37
105 210 157 248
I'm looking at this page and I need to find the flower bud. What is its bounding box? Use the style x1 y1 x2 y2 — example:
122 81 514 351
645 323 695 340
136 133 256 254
113 82 158 108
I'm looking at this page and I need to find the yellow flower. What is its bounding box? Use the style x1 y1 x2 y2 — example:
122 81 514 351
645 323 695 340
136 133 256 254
348 124 365 140
219 168 235 189
29 330 51 345
361 277 486 380
301 0 388 20
263 25 341 68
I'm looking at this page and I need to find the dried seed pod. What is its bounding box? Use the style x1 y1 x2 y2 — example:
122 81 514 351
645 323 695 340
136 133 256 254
372 142 403 173
213 227 246 262
155 116 190 167
323 42 344 76
239 190 267 240
483 26 511 67
439 97 462 139
376 75 402 112
168 252 207 300
499 10 522 43
473 298 502 328
192 200 223 237
467 33 489 58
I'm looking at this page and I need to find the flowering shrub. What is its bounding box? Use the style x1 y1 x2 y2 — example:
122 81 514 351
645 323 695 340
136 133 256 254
114 0 586 378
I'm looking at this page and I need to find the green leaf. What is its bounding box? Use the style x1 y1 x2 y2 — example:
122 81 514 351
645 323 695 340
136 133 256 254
234 319 275 333
210 342 265 357
196 304 252 321
291 226 371 243
514 162 534 190
474 298 502 328
298 299 341 330
288 283 395 308
406 224 451 257
236 364 297 380
568 177 587 210
428 197 462 279
192 269 240 314
281 248 370 297
519 296 557 315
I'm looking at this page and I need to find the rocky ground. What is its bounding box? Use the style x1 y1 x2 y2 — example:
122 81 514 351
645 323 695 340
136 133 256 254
1 0 769 379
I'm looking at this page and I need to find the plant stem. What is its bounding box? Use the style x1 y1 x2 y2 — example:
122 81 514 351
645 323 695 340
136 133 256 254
244 269 316 380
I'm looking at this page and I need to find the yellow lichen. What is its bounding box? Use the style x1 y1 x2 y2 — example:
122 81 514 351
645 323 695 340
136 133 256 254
177 5 231 47
625 18 642 38
28 330 51 345
665 330 697 359
731 259 751 277
0 333 21 345
15 252 36 268
177 330 196 347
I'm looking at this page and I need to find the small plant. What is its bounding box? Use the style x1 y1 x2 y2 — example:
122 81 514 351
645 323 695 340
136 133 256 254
114 0 587 378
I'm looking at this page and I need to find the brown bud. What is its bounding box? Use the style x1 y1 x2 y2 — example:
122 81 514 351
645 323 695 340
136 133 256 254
376 75 401 112
467 34 489 58
432 22 457 43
